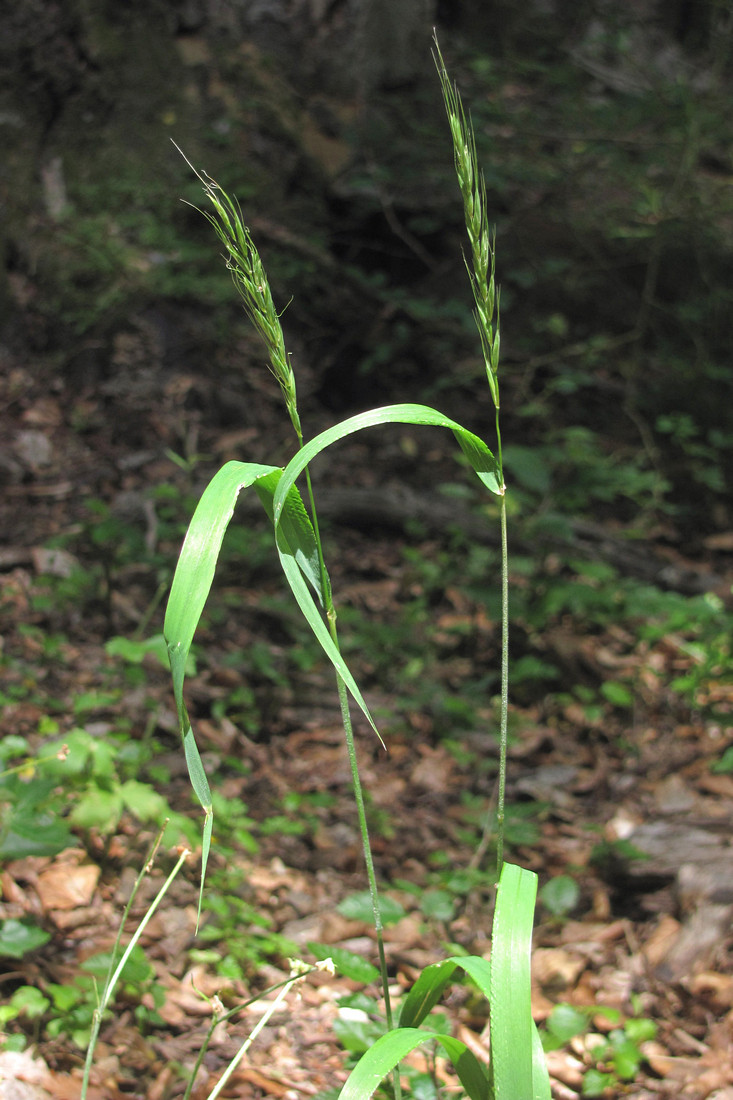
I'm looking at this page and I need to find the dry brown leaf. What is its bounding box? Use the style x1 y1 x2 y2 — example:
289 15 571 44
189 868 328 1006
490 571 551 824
689 972 733 1012
35 862 100 911
641 914 682 969
410 745 456 792
532 946 586 990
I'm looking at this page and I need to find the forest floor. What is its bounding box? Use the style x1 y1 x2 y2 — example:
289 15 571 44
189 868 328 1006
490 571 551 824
1 332 733 1100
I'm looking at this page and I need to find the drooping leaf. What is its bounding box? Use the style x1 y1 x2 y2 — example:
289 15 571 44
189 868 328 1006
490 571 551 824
165 461 279 717
273 407 501 528
398 959 461 1028
0 815 75 859
398 954 491 1029
272 405 501 735
164 460 325 916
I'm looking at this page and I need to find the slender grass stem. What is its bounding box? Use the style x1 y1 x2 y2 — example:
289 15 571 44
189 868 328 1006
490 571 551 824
183 970 317 1100
333 632 395 1028
434 35 508 871
303 459 399 1076
205 976 296 1100
496 490 509 871
181 149 398 1087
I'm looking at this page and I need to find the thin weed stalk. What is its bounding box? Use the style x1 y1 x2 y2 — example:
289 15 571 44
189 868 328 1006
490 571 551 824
181 963 330 1100
81 837 189 1100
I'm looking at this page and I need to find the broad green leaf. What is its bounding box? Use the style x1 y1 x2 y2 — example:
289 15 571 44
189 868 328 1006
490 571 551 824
419 888 455 922
70 787 123 833
539 874 580 917
105 634 170 667
542 1003 589 1049
0 919 51 959
10 986 49 1019
338 891 405 926
0 817 75 859
338 1028 490 1100
119 779 169 821
490 863 550 1100
272 405 501 734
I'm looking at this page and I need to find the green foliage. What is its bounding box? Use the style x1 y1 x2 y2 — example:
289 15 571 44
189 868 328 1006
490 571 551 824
309 945 381 986
149 40 553 1100
1 942 166 1053
538 875 580 918
542 1004 656 1096
338 891 406 927
190 863 298 978
0 709 196 890
0 920 51 960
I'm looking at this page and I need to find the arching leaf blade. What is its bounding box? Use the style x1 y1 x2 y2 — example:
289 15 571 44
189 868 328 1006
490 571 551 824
338 1028 490 1100
164 460 325 911
273 405 501 529
275 536 383 744
164 460 280 710
398 959 460 1027
271 404 500 736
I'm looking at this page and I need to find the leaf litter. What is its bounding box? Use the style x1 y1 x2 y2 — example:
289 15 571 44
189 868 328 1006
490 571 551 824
0 349 732 1099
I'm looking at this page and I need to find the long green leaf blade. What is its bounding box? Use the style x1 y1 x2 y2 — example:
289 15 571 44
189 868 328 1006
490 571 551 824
398 959 460 1027
490 863 549 1100
532 1019 552 1100
275 542 383 741
165 461 280 699
398 955 492 1028
164 460 325 912
254 470 325 599
274 405 501 528
458 954 493 1001
271 405 501 735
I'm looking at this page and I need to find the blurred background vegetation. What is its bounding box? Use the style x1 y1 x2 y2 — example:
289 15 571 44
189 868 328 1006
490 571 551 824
2 0 732 535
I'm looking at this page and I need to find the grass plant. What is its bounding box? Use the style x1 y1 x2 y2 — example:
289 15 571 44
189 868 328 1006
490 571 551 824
82 37 550 1100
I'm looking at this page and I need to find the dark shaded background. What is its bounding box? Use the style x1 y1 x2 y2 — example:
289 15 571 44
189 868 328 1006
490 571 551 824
1 0 732 541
